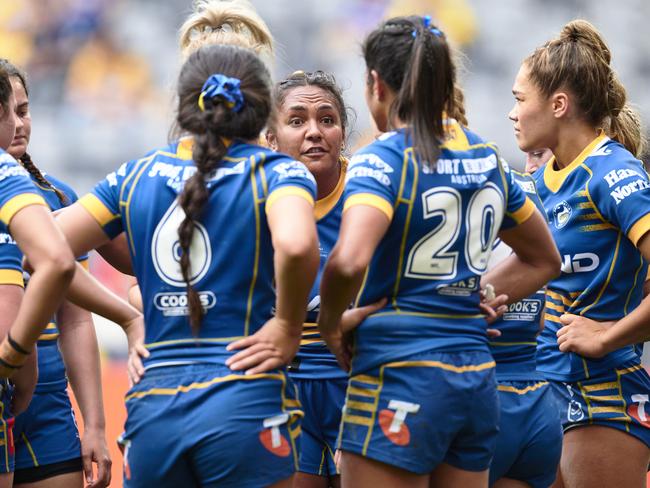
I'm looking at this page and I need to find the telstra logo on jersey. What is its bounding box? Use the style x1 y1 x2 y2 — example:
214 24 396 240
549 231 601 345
552 200 572 229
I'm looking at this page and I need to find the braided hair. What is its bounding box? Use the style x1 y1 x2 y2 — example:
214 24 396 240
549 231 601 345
175 44 271 334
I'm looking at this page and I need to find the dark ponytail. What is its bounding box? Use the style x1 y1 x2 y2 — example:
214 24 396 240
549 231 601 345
363 16 456 167
175 44 271 334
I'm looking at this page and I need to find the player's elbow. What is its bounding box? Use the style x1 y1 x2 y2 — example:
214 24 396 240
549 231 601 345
327 246 370 281
274 231 318 264
39 246 76 286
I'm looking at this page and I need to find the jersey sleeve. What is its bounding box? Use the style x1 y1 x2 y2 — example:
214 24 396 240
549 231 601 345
78 162 129 239
499 158 537 230
265 157 317 212
0 157 47 227
588 155 650 246
343 142 401 220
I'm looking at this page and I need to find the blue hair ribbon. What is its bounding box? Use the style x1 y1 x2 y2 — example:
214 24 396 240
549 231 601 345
198 74 245 112
412 15 444 38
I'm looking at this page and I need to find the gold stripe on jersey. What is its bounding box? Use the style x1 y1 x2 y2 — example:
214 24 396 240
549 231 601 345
543 132 607 193
581 232 621 316
0 194 47 225
372 310 484 320
392 149 419 310
21 433 38 467
245 154 265 337
266 186 315 212
545 313 562 324
546 290 572 308
386 359 496 374
507 197 536 225
628 213 650 246
315 158 347 220
343 193 393 220
38 322 58 341
498 381 548 395
0 269 24 287
78 194 119 227
624 255 644 314
122 156 155 256
545 301 565 313
489 341 537 347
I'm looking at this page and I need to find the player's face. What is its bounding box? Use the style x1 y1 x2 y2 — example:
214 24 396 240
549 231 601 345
269 86 344 179
0 92 17 151
8 77 31 159
525 148 553 173
509 65 556 153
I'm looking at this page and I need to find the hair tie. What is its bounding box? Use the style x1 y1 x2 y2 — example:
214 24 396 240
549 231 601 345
412 16 444 39
198 73 245 112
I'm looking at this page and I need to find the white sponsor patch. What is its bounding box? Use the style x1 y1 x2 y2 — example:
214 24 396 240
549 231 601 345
273 161 316 184
610 178 650 205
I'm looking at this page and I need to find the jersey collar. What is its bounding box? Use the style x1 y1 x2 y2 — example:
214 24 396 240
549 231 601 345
314 157 347 220
543 131 608 193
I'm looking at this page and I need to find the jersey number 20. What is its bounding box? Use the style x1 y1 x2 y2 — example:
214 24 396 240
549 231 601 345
405 183 504 280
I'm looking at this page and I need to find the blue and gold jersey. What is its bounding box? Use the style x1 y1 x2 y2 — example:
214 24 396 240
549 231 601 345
0 150 47 287
534 133 650 382
344 122 536 374
488 170 546 380
290 162 347 380
79 138 316 367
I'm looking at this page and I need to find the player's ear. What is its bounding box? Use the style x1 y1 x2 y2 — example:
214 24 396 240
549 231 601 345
265 129 278 151
551 91 569 119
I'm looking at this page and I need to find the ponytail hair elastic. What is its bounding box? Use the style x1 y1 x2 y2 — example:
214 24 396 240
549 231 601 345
198 73 245 112
412 15 444 38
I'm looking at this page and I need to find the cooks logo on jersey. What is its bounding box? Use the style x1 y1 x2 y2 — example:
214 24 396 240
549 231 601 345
259 414 291 457
379 400 420 446
552 200 572 229
153 291 216 316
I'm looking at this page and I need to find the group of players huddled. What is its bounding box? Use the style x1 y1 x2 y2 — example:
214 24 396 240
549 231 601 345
0 1 648 487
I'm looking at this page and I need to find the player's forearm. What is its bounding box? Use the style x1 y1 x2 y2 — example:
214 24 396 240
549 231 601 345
317 250 366 339
58 308 106 430
601 296 650 354
273 240 319 328
482 254 557 305
66 262 140 329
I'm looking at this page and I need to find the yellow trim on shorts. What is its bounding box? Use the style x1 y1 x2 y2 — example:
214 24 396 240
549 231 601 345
0 194 47 225
507 197 536 225
0 269 24 287
498 381 548 395
385 359 496 374
266 186 314 213
78 194 119 227
125 372 284 401
21 433 39 467
344 193 394 220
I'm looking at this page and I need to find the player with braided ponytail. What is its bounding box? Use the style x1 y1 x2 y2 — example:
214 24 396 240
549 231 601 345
54 44 320 487
511 19 650 488
318 15 559 488
0 58 113 488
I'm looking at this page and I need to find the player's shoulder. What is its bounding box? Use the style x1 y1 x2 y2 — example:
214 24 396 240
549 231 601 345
585 138 648 192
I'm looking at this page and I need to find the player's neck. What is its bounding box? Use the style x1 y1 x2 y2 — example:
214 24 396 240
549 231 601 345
552 125 601 170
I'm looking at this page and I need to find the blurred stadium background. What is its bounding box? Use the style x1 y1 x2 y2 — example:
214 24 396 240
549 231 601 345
2 0 649 486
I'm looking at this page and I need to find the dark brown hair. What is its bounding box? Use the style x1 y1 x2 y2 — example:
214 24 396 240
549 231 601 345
0 59 67 203
525 19 645 157
362 15 456 167
176 44 271 334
